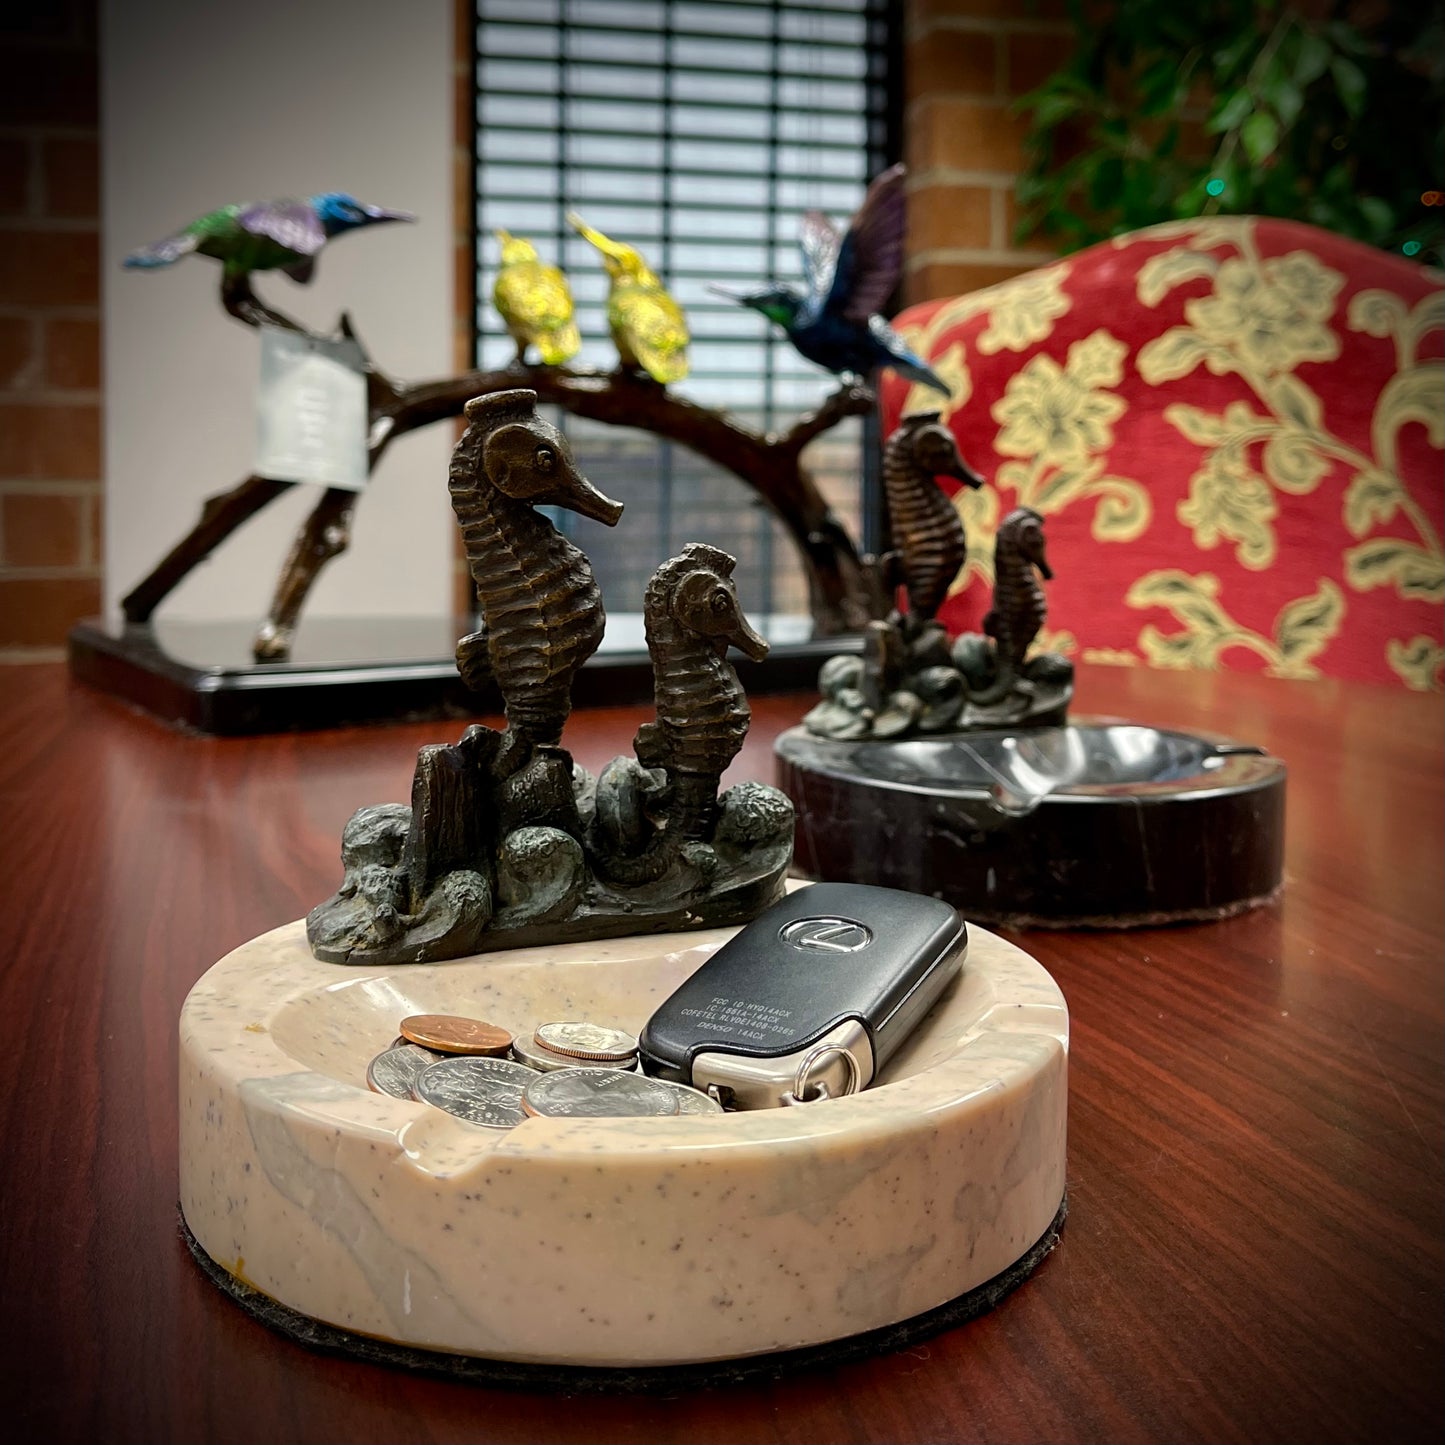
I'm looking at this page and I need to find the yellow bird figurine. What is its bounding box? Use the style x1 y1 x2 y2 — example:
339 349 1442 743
566 211 689 384
491 229 581 367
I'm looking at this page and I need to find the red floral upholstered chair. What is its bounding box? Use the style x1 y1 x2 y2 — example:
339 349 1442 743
879 218 1444 689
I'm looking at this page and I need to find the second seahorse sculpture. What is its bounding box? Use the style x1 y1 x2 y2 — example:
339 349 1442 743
590 543 769 884
306 392 793 965
805 416 1074 741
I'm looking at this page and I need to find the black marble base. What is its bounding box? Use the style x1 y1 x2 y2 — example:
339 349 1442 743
180 1195 1065 1392
775 721 1286 927
68 615 856 736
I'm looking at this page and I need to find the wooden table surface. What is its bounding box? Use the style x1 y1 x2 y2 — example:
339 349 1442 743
0 661 1440 1444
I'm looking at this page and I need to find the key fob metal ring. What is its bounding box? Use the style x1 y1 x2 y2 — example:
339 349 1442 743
638 883 968 1109
781 1039 864 1106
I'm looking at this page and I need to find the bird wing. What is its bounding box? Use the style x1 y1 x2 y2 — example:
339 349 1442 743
616 285 689 384
826 163 907 323
868 314 951 396
123 227 201 269
798 209 842 300
238 199 328 256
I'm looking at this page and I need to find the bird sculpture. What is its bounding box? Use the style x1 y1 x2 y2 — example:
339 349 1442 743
566 212 689 384
710 164 948 396
123 191 414 284
491 229 580 366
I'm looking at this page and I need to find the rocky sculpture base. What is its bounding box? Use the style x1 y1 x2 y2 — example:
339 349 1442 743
307 722 794 966
803 618 1074 741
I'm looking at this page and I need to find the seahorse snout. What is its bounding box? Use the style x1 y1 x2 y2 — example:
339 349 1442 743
566 474 625 527
727 613 769 662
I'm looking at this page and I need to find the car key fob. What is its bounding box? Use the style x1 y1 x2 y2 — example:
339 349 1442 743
638 882 967 1109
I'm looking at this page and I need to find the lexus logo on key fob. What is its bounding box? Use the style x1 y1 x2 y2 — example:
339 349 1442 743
780 917 873 953
638 883 967 1110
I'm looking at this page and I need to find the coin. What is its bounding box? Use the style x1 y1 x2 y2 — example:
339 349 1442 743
413 1055 535 1129
533 1021 639 1063
511 1032 637 1074
400 1014 514 1056
652 1078 725 1115
366 1043 443 1100
521 1067 680 1119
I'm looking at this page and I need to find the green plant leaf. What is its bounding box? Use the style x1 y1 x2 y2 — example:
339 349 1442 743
1024 91 1082 129
1206 88 1254 135
1261 68 1304 128
1241 111 1281 163
1294 29 1331 86
1330 55 1367 117
1324 21 1370 56
1214 31 1257 78
1358 195 1393 241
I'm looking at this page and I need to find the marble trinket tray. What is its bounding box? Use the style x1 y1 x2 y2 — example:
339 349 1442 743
179 912 1068 1368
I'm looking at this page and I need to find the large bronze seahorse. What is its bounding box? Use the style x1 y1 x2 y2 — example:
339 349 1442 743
881 410 984 621
973 507 1053 706
449 389 623 749
591 544 768 882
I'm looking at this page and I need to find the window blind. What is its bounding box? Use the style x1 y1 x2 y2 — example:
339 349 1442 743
472 0 894 634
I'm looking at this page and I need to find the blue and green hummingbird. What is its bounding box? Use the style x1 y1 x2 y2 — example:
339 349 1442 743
123 192 415 283
711 164 948 397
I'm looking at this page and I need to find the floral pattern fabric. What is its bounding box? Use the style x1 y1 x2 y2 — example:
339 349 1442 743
880 217 1445 690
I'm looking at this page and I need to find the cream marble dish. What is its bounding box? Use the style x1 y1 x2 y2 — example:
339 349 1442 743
179 911 1068 1367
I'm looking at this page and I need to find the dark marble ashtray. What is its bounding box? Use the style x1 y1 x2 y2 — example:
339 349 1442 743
775 720 1286 927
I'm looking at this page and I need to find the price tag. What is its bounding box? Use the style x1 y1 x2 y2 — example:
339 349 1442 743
255 327 368 490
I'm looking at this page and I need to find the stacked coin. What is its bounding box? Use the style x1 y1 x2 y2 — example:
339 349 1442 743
513 1020 639 1073
400 1014 513 1056
363 1011 721 1125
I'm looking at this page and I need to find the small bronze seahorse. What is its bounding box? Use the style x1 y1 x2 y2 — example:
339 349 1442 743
591 544 768 883
881 410 984 621
637 542 768 839
973 507 1053 705
448 389 623 749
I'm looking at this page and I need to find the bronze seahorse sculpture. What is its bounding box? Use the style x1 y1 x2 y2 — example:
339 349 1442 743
881 410 984 622
449 388 623 751
592 543 769 881
972 507 1053 705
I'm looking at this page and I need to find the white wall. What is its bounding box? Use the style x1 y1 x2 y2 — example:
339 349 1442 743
102 0 454 623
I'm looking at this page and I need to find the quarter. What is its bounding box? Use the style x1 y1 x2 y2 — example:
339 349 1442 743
413 1055 535 1129
653 1077 725 1114
511 1031 637 1073
522 1067 680 1119
533 1020 639 1063
366 1043 443 1100
400 1013 514 1057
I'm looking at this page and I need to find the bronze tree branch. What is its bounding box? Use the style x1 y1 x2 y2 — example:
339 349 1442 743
121 288 878 660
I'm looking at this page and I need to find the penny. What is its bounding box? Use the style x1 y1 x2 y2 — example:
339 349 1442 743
413 1055 534 1129
399 1014 514 1057
366 1043 443 1100
533 1021 639 1063
521 1067 679 1119
511 1032 637 1074
653 1078 725 1115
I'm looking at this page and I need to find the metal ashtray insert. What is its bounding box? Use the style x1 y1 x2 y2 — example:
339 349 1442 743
776 720 1285 927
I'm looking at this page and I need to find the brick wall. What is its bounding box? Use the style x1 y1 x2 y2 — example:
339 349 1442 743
903 0 1073 305
0 0 100 659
